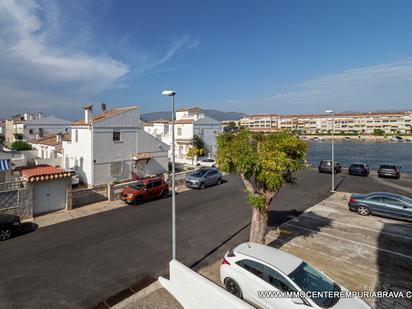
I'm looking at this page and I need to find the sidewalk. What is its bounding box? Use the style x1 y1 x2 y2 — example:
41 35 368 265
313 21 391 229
26 184 191 228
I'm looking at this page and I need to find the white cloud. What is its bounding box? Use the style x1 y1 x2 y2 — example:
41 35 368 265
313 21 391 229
0 0 129 115
269 58 412 113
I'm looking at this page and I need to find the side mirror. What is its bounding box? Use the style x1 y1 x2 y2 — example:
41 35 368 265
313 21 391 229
291 298 305 305
143 187 147 191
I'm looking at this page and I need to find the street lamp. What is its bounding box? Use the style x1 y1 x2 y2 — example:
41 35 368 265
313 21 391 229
162 90 177 260
325 110 335 192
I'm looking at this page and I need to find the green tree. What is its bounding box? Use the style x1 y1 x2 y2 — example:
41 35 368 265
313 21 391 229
186 146 205 158
373 129 384 136
14 133 24 140
216 130 307 243
11 140 32 151
225 121 239 132
193 134 206 150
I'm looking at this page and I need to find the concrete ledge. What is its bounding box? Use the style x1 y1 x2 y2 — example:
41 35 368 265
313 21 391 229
111 281 162 309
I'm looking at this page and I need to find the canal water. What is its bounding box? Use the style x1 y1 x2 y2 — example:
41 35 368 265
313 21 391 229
307 140 412 173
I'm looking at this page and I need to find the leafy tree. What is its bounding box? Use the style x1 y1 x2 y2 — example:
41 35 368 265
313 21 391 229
193 134 205 150
216 130 307 243
187 146 205 158
373 129 384 136
11 140 32 151
225 121 239 132
0 134 4 145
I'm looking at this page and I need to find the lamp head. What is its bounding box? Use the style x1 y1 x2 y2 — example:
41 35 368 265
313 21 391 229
162 90 176 96
325 110 334 114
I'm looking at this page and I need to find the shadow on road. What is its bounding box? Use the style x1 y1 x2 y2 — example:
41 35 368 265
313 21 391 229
14 222 38 238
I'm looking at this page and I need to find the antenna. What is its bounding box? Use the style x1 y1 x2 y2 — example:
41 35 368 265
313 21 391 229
101 102 107 112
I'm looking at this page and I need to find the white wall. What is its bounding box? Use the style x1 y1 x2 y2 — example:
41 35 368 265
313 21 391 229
159 260 254 309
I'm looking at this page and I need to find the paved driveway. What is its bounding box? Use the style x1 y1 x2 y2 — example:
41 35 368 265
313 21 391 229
267 192 412 309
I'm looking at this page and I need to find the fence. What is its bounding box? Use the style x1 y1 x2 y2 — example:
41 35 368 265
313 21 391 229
164 169 198 186
72 184 109 208
0 180 32 219
110 180 141 201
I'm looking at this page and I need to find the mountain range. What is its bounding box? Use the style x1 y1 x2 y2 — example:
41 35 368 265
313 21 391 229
141 109 246 122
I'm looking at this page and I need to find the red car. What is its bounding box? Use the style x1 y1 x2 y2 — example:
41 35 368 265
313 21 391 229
120 177 169 205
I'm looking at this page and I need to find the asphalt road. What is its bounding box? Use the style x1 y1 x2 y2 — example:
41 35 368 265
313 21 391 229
0 168 409 309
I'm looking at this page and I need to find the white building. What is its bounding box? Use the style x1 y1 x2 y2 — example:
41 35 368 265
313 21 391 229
240 111 412 134
144 107 222 164
5 114 70 147
63 105 169 187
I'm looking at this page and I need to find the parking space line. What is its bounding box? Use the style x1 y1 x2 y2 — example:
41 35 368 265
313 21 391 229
271 237 383 275
300 213 412 241
284 222 412 260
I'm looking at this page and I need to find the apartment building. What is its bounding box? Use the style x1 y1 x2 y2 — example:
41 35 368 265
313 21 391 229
240 111 412 134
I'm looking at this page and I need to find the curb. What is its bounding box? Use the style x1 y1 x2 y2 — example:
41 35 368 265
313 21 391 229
110 281 162 309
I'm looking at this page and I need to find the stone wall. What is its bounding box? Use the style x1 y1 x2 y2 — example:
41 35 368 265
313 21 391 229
72 185 108 208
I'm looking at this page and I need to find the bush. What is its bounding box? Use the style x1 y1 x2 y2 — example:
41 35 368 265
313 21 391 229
11 140 32 151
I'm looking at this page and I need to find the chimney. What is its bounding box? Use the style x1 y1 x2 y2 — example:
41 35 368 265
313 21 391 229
56 133 62 143
35 133 40 140
83 105 93 123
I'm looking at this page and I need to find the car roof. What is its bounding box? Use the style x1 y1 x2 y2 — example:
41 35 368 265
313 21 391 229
379 163 397 167
350 162 366 165
234 242 302 275
368 192 401 198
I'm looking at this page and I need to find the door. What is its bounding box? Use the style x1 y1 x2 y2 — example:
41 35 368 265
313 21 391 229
364 196 384 215
205 170 217 185
146 181 162 199
380 196 407 220
33 180 66 216
236 259 268 308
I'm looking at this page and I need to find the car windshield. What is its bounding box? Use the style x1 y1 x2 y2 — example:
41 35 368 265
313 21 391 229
351 164 364 168
289 262 340 308
400 196 412 205
380 165 395 169
191 169 209 177
320 161 331 165
129 182 145 190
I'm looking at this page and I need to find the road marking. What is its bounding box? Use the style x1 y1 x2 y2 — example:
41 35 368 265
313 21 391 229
301 212 412 241
284 222 412 260
272 237 383 275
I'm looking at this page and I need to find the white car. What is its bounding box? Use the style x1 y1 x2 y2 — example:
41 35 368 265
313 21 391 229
65 169 80 186
196 158 216 167
220 243 370 309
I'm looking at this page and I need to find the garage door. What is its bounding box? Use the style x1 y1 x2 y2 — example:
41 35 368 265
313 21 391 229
33 179 66 216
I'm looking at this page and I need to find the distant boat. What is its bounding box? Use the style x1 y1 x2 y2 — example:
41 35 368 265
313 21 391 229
344 137 351 141
391 136 403 142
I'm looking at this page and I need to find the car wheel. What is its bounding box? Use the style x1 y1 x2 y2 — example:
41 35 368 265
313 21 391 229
133 196 142 206
196 163 201 166
224 278 242 299
0 229 12 241
357 205 370 216
216 178 222 185
199 183 205 190
162 190 169 198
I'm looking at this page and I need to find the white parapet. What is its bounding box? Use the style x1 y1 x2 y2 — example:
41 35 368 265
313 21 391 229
159 259 255 309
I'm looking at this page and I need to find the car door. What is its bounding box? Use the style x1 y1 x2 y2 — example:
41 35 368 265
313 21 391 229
208 170 218 185
380 197 407 220
363 196 384 215
401 200 412 221
204 170 214 186
236 259 269 308
151 180 163 197
263 267 303 309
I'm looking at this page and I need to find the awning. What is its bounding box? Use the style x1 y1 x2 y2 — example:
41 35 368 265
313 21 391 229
133 152 152 161
0 159 11 171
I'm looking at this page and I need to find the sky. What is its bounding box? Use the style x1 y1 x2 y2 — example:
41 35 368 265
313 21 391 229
1 0 412 120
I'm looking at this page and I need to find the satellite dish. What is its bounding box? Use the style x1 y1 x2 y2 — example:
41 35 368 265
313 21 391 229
101 102 107 111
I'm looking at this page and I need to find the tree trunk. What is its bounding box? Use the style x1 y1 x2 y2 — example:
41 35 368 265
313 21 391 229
249 205 269 244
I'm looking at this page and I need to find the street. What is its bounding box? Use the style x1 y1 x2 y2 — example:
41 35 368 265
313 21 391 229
0 168 410 308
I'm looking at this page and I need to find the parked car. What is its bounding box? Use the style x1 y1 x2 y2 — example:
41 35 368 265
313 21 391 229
348 162 369 176
120 177 169 205
318 160 342 174
0 214 21 241
65 168 80 186
221 242 370 309
185 167 222 189
378 164 401 179
196 158 216 167
348 192 412 221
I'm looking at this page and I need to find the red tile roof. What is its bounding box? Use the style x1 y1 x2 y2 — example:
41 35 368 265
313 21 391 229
72 106 137 126
176 107 204 113
21 166 70 182
133 152 152 160
175 119 194 124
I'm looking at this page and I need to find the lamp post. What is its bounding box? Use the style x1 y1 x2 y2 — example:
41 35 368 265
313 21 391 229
325 110 335 192
162 90 177 260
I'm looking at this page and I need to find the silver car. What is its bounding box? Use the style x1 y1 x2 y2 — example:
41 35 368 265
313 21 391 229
185 168 223 189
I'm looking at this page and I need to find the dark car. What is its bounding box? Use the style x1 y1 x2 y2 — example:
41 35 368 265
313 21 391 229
378 164 401 179
185 167 223 189
0 214 21 241
348 162 369 176
318 160 342 174
348 192 412 221
120 177 169 205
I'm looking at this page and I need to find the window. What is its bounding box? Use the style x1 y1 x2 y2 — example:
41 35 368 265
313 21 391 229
110 161 123 176
267 268 296 292
177 128 182 136
113 130 121 142
152 181 162 187
29 129 33 134
237 259 265 279
39 128 44 137
74 130 78 143
381 197 404 207
367 196 382 203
